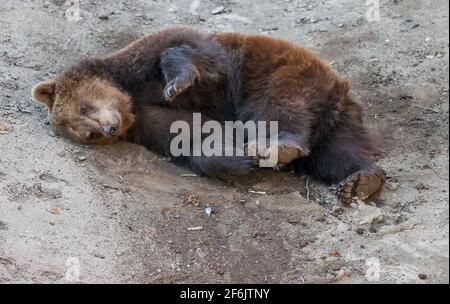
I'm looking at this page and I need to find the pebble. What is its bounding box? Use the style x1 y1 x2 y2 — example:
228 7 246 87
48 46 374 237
212 6 225 15
186 226 203 231
0 122 10 134
418 273 427 280
287 216 301 224
94 253 106 259
0 220 8 231
332 206 344 215
216 269 225 275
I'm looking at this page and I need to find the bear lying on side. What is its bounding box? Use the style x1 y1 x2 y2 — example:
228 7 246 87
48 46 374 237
32 27 385 203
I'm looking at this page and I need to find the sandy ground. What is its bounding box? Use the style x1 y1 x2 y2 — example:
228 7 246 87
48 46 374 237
0 0 448 284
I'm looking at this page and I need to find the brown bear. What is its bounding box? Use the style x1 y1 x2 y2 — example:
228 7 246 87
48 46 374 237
32 27 385 203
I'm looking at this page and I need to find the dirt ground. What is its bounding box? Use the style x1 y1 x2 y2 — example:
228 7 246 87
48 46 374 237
0 0 448 284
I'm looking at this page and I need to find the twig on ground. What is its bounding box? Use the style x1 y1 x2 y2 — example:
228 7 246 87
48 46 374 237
428 165 450 181
412 105 440 113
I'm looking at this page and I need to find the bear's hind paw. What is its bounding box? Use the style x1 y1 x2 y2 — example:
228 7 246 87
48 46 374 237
336 169 386 204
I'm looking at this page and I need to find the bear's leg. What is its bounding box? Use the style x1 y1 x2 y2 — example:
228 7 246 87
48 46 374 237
189 154 254 180
160 44 227 102
298 121 385 204
240 103 312 169
132 105 254 180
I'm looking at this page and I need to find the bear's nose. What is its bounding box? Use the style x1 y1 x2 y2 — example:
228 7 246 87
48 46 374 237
102 123 118 137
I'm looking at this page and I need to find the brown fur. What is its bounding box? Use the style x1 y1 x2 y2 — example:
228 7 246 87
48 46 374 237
32 27 385 202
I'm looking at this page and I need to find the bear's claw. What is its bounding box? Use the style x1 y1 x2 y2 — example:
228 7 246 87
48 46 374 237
336 168 386 204
164 77 193 102
247 141 306 168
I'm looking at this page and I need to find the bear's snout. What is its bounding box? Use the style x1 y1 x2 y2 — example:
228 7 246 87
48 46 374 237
102 123 118 137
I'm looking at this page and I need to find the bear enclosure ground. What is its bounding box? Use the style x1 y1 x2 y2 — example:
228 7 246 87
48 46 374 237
0 0 449 283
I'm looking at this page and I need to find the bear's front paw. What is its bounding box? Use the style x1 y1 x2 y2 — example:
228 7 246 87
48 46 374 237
336 168 386 204
163 75 197 102
246 141 306 168
163 78 180 102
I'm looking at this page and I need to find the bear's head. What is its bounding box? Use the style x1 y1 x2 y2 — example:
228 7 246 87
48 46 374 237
32 75 135 145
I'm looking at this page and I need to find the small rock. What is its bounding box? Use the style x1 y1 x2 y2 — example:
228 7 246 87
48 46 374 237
330 269 347 283
186 226 203 231
316 216 326 222
0 220 8 231
287 215 301 224
47 207 60 215
400 19 420 32
94 253 106 259
98 14 110 20
415 182 429 191
418 273 427 280
251 232 265 238
0 122 10 134
216 269 225 275
77 155 87 162
212 6 225 15
369 214 385 233
329 250 341 257
356 227 365 235
332 206 344 215
183 195 201 207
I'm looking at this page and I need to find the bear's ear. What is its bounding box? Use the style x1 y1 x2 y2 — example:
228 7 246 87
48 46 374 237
32 81 56 108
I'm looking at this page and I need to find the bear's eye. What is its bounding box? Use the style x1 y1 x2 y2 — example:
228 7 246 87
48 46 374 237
80 106 89 115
